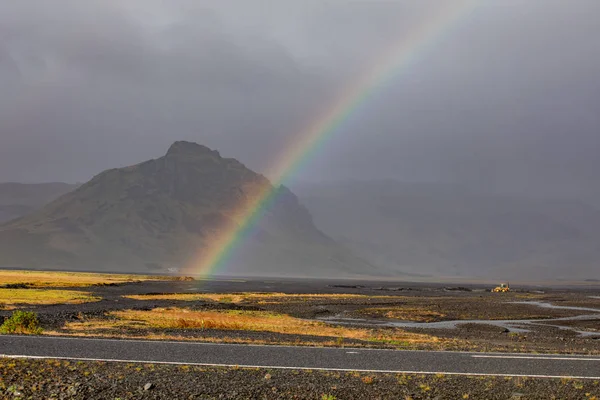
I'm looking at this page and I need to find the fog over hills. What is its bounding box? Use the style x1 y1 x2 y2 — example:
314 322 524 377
0 142 375 277
2 1 600 282
3 169 600 281
0 182 78 223
296 181 600 281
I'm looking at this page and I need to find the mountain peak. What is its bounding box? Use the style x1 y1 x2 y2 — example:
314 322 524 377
166 141 220 158
0 141 373 277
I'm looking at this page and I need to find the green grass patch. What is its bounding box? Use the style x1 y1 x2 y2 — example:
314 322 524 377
1 311 43 334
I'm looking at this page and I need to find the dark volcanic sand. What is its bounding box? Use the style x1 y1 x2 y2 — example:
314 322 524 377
1 278 600 354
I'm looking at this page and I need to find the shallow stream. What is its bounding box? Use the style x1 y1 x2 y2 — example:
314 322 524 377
319 301 600 336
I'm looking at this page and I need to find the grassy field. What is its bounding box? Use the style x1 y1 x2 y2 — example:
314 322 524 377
51 307 441 347
0 288 100 308
2 273 598 354
58 307 438 343
125 292 390 303
0 269 192 288
125 292 577 322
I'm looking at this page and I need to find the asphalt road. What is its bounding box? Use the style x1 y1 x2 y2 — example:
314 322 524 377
1 335 600 379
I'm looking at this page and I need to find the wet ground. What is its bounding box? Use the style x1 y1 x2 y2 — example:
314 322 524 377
319 300 600 335
2 277 600 354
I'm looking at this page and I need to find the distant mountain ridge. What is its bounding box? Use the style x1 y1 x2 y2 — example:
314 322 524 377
0 182 78 223
0 142 375 277
296 181 600 280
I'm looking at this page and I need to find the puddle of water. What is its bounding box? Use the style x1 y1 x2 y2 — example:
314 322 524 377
576 330 600 337
320 315 533 333
589 296 600 300
318 301 600 337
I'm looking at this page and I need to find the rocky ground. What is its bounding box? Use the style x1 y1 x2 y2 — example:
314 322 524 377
1 358 599 400
2 278 600 399
1 279 600 354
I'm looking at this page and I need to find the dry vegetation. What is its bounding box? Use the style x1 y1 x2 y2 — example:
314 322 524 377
125 292 579 322
0 269 193 288
0 288 100 309
2 271 598 354
125 292 385 303
52 307 441 347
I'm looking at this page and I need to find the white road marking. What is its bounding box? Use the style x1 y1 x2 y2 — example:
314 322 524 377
346 351 359 354
2 354 599 380
472 355 600 361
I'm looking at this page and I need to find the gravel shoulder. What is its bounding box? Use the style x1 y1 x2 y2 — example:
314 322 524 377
2 358 600 400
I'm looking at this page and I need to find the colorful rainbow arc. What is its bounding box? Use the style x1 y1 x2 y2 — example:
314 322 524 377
191 0 479 276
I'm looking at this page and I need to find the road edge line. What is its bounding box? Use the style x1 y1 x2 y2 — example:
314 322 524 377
2 354 600 380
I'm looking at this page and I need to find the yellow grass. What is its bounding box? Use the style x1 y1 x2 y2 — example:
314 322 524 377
44 329 329 347
0 288 100 307
0 269 193 288
59 307 437 345
126 292 391 303
45 328 434 349
117 308 377 339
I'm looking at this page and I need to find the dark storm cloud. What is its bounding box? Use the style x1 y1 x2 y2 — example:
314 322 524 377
1 0 599 200
0 0 333 181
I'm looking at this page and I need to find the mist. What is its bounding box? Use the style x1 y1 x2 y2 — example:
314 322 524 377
1 0 599 202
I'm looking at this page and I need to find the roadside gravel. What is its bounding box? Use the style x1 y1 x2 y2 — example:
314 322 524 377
1 358 599 399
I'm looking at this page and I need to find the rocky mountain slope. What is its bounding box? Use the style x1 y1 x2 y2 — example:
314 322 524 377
0 142 374 277
0 182 78 223
297 181 600 280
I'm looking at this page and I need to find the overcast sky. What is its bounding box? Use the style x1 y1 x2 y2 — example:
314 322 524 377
1 0 599 198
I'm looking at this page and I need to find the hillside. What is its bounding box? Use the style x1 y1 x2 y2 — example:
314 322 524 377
0 142 374 277
296 181 600 281
0 182 78 223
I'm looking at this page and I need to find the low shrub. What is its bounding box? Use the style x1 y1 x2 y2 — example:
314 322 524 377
0 310 43 334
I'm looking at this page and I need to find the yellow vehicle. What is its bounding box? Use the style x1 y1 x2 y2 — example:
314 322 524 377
492 283 510 293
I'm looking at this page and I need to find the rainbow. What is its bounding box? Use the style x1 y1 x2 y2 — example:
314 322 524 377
191 0 479 276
